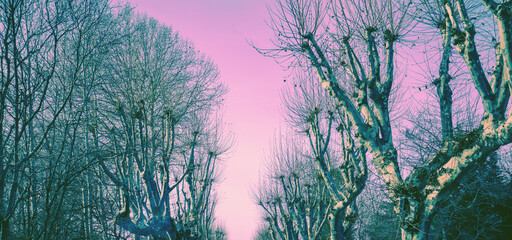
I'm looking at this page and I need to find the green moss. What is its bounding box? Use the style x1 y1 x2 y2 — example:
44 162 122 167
453 127 482 153
394 183 423 201
366 26 377 33
383 29 399 42
436 20 446 30
427 173 440 187
132 107 142 119
416 167 429 183
345 213 358 224
452 28 466 45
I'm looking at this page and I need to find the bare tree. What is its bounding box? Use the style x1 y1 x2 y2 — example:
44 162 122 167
93 8 229 239
255 133 331 240
279 71 368 240
0 0 117 238
259 0 512 239
174 115 232 239
0 1 229 239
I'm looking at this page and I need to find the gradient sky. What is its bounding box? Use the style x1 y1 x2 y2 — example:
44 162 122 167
124 0 286 239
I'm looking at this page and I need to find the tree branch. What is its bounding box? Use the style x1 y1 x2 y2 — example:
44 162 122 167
445 0 495 116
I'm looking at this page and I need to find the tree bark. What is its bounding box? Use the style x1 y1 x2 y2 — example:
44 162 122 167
330 208 346 240
0 220 9 240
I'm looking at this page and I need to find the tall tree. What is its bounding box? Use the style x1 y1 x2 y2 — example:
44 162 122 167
93 8 228 239
0 0 116 238
255 134 331 240
260 0 512 239
174 116 232 239
281 72 367 240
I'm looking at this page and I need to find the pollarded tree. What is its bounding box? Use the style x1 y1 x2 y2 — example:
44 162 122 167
174 115 232 239
255 133 332 240
260 0 512 239
280 71 368 240
93 8 228 240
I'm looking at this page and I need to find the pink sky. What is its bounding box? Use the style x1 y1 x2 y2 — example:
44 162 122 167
124 0 285 239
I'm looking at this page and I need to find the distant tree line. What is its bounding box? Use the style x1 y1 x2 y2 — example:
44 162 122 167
0 1 230 239
254 0 512 239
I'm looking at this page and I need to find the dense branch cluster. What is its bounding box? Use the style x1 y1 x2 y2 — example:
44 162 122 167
256 0 512 239
0 1 230 240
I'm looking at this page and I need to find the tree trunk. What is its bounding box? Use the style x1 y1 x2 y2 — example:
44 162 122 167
330 208 347 240
1 219 9 240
